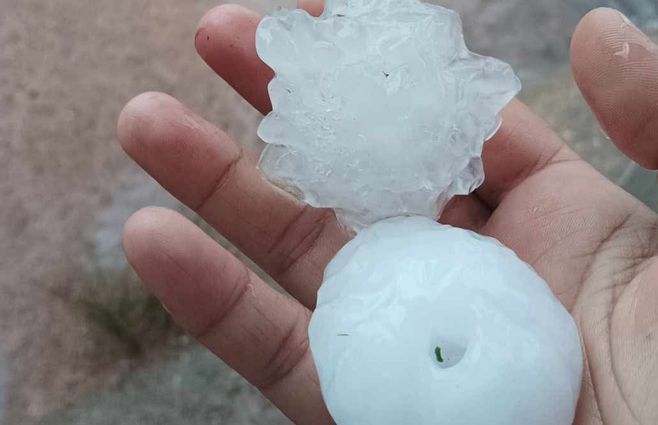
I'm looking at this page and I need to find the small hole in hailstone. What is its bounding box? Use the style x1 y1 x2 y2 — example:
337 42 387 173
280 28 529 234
433 341 467 369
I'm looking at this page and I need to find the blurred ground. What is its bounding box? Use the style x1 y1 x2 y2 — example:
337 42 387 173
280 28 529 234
1 1 291 423
0 0 656 424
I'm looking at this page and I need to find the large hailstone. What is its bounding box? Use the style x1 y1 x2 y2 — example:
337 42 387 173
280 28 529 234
256 0 521 230
256 1 583 425
309 217 583 425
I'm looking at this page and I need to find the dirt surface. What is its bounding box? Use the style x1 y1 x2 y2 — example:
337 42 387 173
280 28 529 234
0 0 280 423
1 0 657 424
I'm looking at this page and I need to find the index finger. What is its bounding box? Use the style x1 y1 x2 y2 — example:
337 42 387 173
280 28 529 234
194 0 324 114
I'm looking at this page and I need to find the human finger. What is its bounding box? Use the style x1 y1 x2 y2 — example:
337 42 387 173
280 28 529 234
123 207 333 425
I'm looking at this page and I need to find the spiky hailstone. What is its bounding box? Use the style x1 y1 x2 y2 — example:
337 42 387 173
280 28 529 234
309 217 583 425
256 0 521 230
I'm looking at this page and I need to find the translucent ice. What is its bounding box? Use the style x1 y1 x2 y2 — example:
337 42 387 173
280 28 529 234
256 2 581 424
309 217 583 425
256 0 521 230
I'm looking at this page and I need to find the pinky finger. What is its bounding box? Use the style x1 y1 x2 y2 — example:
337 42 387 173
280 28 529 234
122 207 333 425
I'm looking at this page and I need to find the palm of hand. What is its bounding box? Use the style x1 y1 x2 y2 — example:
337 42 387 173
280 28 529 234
486 118 658 425
117 3 658 425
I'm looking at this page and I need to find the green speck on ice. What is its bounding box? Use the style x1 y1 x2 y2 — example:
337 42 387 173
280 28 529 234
434 346 444 363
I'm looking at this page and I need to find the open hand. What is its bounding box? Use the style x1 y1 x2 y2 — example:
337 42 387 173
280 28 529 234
117 3 658 424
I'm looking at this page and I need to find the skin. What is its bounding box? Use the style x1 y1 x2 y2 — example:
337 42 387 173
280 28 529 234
117 3 658 425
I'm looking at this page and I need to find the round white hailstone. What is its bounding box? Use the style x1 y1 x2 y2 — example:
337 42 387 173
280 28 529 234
309 217 583 425
256 0 521 230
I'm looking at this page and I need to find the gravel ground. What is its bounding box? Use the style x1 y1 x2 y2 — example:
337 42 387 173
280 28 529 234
1 1 656 424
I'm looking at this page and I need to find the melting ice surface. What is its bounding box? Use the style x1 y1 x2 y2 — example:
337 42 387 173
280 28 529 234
256 0 520 230
256 1 583 425
309 217 583 425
